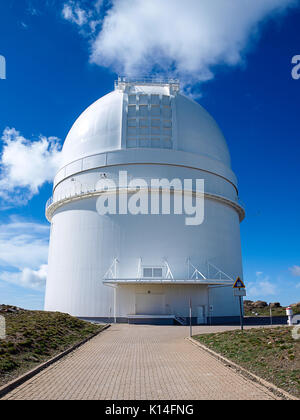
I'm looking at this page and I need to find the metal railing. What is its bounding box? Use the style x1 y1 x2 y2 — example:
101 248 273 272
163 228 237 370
46 186 244 209
115 75 180 89
46 196 53 209
45 176 245 221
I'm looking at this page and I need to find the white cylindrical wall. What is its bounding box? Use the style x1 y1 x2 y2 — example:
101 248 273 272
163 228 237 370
45 80 245 323
45 173 242 318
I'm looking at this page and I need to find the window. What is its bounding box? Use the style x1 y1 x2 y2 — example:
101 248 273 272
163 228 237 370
139 105 148 117
151 94 160 105
162 106 172 119
128 119 137 127
127 139 137 148
163 127 172 137
128 105 136 117
151 127 161 135
151 105 160 117
163 120 172 128
139 95 148 105
143 268 153 278
139 127 149 135
151 119 160 127
139 138 150 147
127 127 137 136
151 138 161 148
162 139 172 149
162 95 170 105
139 119 148 127
126 100 173 149
151 120 161 134
153 268 163 278
128 95 136 105
143 267 163 278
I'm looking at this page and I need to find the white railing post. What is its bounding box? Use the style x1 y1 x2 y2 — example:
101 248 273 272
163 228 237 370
164 259 174 280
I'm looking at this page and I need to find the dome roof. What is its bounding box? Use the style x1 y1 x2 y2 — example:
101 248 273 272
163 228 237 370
60 79 231 169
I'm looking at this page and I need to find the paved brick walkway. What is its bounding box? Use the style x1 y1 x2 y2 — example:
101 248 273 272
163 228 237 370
2 324 278 400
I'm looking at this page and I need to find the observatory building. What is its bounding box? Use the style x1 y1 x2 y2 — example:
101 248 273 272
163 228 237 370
45 77 245 325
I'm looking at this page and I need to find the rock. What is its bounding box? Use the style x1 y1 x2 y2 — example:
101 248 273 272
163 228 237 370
253 300 268 308
0 304 25 314
270 302 281 308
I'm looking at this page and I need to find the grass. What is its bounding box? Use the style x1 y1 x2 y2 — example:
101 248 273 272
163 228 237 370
244 306 300 317
0 308 105 387
193 327 300 398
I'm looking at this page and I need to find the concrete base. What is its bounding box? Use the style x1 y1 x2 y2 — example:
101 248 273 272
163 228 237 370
207 316 241 326
128 315 175 325
80 316 244 326
244 316 288 326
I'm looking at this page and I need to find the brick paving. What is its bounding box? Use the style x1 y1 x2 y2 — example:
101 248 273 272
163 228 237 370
2 324 278 400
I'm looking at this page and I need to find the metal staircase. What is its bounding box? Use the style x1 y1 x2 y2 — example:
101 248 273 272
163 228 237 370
174 316 187 326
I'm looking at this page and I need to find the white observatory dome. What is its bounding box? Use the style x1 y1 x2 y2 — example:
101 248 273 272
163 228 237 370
45 77 245 325
60 80 231 169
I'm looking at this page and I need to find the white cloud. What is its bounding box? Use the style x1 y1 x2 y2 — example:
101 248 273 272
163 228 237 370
87 0 297 87
22 265 47 290
289 265 300 276
1 265 47 291
0 217 49 271
0 127 62 205
247 272 277 299
27 6 39 16
0 217 49 291
248 280 277 298
62 1 89 26
62 1 102 32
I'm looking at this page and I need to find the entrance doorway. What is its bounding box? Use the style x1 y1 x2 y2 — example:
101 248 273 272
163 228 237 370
197 306 206 324
136 293 165 315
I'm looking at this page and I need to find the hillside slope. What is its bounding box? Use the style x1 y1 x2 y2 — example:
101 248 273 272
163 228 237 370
0 306 105 386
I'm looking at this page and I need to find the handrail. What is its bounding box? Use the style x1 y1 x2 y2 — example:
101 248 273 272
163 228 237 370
116 75 180 87
45 185 245 222
102 278 234 285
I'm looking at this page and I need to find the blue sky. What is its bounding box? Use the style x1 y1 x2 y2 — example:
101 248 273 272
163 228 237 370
0 0 300 309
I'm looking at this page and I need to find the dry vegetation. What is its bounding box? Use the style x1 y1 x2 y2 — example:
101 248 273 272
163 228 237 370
244 301 300 317
0 306 105 386
194 327 300 398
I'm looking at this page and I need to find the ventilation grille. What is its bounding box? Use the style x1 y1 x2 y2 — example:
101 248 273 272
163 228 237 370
127 94 173 150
